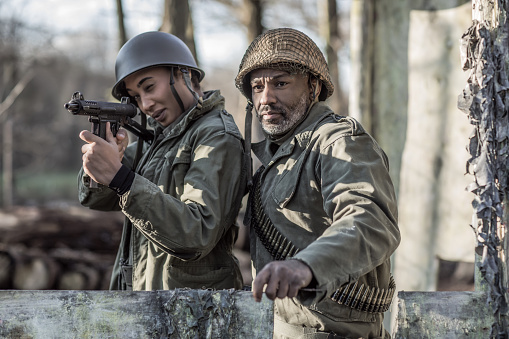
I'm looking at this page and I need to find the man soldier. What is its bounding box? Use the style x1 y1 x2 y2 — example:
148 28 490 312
78 31 246 291
235 28 401 338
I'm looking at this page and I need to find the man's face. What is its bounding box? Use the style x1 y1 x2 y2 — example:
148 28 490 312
250 68 311 136
124 67 194 127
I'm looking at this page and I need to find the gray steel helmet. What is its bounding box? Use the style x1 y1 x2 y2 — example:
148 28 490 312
112 31 205 100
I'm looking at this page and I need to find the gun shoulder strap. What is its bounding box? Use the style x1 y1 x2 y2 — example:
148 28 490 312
250 166 395 313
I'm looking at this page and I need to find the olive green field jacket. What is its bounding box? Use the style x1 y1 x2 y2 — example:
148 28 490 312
246 102 401 338
79 90 245 291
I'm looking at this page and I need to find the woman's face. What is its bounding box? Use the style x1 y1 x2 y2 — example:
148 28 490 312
124 67 195 127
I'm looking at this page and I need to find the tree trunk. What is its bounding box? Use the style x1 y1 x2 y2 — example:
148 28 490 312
243 0 264 42
351 1 475 333
352 0 472 293
320 0 344 115
238 0 265 144
1 57 17 208
349 0 409 193
2 118 13 208
160 0 198 62
396 0 473 292
0 69 34 208
349 0 375 132
115 0 128 47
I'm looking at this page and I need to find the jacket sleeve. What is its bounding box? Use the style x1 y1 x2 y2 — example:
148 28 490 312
118 131 245 261
294 129 400 295
78 141 139 212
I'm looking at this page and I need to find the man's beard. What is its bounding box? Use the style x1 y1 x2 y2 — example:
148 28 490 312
256 95 309 136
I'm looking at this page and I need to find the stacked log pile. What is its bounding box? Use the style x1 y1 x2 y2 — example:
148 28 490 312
0 204 474 295
0 205 123 290
0 205 253 290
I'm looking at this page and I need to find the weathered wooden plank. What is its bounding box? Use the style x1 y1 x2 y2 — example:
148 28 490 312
394 291 493 338
0 289 273 338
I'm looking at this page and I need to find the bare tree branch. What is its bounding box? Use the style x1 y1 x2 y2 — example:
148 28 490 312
0 70 34 122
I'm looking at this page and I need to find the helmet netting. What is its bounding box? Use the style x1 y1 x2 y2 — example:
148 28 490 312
235 28 334 101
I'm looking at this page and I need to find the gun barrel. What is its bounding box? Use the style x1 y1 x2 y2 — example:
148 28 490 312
64 102 80 114
64 99 138 118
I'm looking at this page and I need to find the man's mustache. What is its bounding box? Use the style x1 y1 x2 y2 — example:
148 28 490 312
259 104 286 116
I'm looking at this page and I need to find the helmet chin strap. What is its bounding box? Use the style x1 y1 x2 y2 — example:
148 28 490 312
180 67 203 110
168 67 203 113
244 101 254 189
169 67 186 113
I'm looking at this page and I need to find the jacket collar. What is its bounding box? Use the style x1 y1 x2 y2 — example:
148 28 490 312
148 90 225 138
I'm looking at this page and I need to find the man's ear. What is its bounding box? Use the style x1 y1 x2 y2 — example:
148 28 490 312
309 76 322 102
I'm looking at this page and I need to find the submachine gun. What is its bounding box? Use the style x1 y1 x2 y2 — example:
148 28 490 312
64 91 154 142
64 91 154 187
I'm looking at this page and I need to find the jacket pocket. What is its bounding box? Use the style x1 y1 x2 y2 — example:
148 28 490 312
161 144 191 196
271 151 308 208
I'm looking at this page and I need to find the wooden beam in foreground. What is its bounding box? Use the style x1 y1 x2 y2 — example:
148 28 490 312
0 289 273 338
394 291 494 338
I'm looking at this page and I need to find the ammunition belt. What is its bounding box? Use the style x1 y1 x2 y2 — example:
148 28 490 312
251 167 300 261
250 166 395 313
330 276 396 313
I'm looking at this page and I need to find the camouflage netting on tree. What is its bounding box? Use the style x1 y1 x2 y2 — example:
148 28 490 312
458 19 509 337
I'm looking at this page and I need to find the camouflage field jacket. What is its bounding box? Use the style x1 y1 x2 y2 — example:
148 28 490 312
79 90 245 291
246 102 401 338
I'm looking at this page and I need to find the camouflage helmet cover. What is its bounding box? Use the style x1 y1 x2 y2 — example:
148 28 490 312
235 28 334 102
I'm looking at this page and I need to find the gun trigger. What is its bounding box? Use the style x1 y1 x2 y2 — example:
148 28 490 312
111 123 118 137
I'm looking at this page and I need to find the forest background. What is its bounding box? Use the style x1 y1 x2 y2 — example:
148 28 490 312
0 0 478 308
